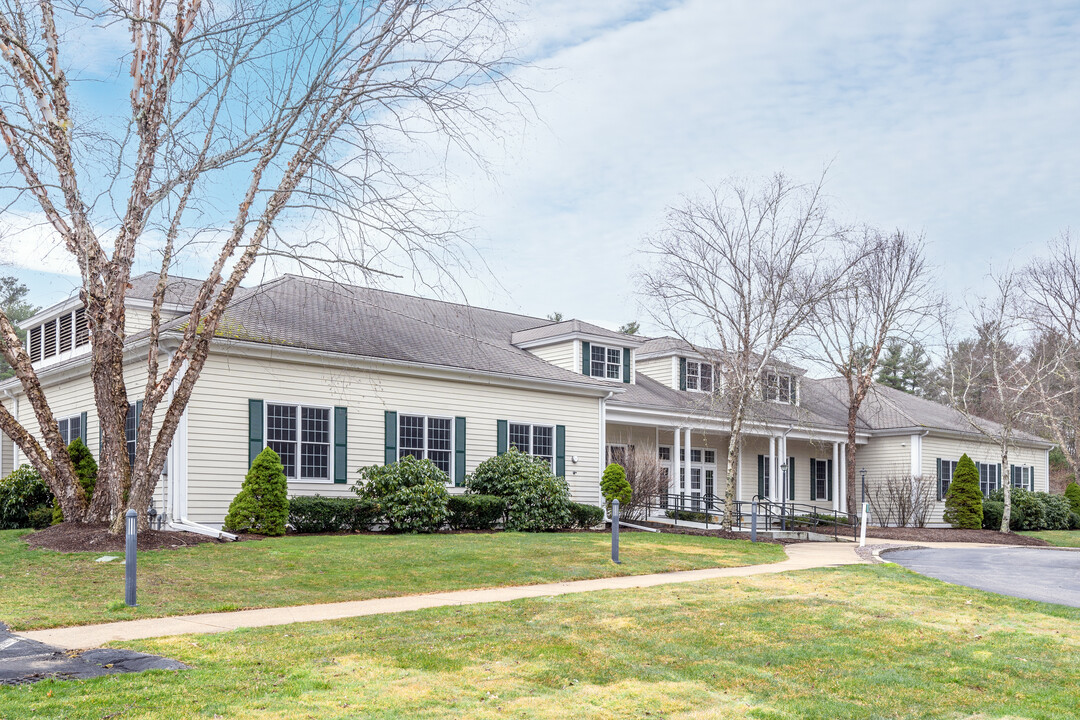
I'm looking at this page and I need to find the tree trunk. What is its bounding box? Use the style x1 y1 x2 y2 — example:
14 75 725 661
721 416 743 532
1000 445 1011 533
846 406 859 518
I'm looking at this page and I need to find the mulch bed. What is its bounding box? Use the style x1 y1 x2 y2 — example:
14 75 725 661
23 523 230 553
833 525 1050 546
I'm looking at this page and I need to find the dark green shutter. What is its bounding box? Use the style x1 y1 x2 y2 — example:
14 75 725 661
757 454 765 497
248 400 264 466
996 463 1002 492
581 341 591 375
454 416 466 486
622 348 631 383
936 458 943 500
809 458 817 501
497 419 508 455
384 410 397 465
788 457 795 500
555 425 566 477
679 358 687 391
827 459 834 501
333 407 348 483
79 411 87 443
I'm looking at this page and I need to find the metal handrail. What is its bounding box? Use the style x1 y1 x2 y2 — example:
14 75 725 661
640 492 856 539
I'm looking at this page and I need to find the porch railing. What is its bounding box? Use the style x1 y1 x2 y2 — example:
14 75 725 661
641 493 856 539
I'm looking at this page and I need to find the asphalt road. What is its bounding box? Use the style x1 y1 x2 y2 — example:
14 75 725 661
886 547 1080 607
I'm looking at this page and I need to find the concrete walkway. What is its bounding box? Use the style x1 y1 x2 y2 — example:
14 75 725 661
21 542 863 650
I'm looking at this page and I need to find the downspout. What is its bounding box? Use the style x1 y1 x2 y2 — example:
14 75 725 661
160 346 236 541
2 390 17 470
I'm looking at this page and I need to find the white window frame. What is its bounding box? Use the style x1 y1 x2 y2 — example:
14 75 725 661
1011 464 1034 492
812 458 829 500
589 344 623 381
264 401 334 483
508 421 556 467
762 373 795 404
57 414 83 446
685 360 714 393
978 462 1000 497
939 459 958 498
398 412 455 483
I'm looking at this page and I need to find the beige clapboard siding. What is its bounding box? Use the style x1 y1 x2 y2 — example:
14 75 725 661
738 435 843 511
185 350 602 524
637 357 675 389
527 341 578 374
920 434 1048 525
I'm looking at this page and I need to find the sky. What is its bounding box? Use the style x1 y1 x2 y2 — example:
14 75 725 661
5 0 1080 335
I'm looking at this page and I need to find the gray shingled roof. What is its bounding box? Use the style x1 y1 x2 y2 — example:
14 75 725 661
158 275 615 390
638 336 806 375
511 319 641 346
127 273 208 307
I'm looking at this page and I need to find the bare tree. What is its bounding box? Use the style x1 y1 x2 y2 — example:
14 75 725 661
617 445 666 522
810 228 939 518
944 273 1052 532
1023 233 1080 480
639 173 848 531
0 0 523 531
869 473 936 528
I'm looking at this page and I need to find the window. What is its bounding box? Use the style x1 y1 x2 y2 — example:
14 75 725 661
978 463 1000 497
589 344 622 380
267 403 331 480
399 414 453 479
939 459 958 499
761 459 771 497
813 459 829 500
685 361 714 392
606 444 632 466
704 450 716 464
1011 465 1034 491
690 448 702 463
658 446 671 461
510 422 555 467
58 415 83 445
762 373 795 403
125 404 138 470
690 467 701 492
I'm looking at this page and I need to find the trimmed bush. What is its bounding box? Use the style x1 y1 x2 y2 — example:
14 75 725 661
1069 512 1080 531
982 500 1004 531
568 502 605 529
1065 481 1080 515
447 494 505 531
988 487 1073 531
943 454 982 529
355 455 449 533
224 447 289 536
467 448 572 532
288 495 379 533
601 463 632 511
52 437 98 525
664 509 715 523
0 465 53 530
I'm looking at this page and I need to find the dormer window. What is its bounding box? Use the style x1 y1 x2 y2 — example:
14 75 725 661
26 308 89 363
762 373 795 404
589 344 622 380
686 361 713 392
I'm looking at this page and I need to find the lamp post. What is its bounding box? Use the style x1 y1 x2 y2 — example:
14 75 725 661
860 468 866 507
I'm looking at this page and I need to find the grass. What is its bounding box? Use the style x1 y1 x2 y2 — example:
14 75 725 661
0 529 784 630
2 563 1078 719
1019 530 1080 547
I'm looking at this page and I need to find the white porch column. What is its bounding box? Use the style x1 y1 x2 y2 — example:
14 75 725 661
839 443 847 511
832 441 840 512
767 435 776 501
684 426 692 480
672 425 681 496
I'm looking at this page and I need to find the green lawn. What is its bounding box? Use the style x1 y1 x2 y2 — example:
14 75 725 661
1019 530 1080 547
0 529 784 630
2 564 1077 719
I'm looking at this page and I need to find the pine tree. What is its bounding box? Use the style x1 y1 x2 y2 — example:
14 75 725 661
943 454 983 529
876 340 906 391
1065 481 1080 515
901 342 933 395
224 447 289 535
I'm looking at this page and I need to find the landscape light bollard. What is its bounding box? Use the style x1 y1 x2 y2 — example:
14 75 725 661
125 509 137 607
611 499 621 564
859 502 869 547
750 500 758 543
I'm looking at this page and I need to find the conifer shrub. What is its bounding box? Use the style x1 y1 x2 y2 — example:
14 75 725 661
1065 481 1080 515
224 447 289 536
0 465 52 530
355 455 449 533
52 437 98 525
446 494 506 531
943 454 982 529
600 463 632 511
466 448 572 531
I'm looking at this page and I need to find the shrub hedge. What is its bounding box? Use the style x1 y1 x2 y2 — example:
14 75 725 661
982 500 1004 531
987 487 1073 531
467 448 571 532
355 455 449 533
0 465 53 530
288 495 379 533
568 502 605 529
446 494 505 531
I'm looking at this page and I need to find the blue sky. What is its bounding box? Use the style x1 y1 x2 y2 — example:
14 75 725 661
5 0 1080 333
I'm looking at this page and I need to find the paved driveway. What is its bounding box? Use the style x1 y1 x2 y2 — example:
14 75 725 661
886 547 1080 607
